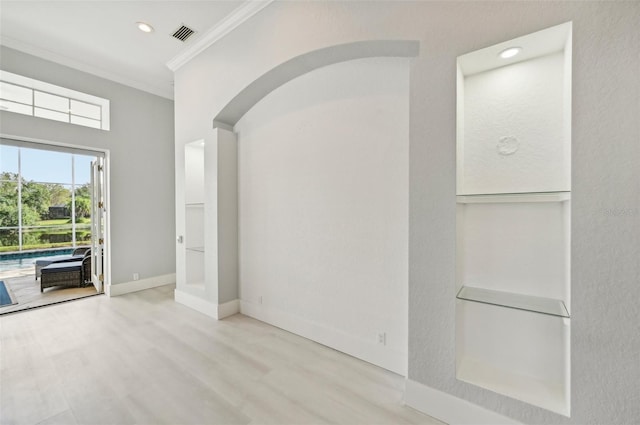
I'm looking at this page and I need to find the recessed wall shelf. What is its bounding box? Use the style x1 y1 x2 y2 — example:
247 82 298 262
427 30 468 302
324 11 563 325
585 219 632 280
182 139 206 293
457 191 570 204
457 286 569 318
176 129 239 316
455 21 572 416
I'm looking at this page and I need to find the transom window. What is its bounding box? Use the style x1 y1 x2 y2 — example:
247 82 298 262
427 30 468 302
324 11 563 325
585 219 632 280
0 70 110 131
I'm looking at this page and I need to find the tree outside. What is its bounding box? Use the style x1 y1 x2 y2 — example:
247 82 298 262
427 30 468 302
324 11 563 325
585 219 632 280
0 171 92 252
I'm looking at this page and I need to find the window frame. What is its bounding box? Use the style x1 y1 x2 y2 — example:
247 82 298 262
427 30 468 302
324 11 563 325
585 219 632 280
0 70 110 131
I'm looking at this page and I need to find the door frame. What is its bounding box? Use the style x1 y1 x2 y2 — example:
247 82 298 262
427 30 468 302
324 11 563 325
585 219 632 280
0 133 112 294
90 157 105 293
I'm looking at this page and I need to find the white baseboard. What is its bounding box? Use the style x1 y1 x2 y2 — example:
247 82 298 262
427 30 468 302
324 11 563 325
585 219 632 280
240 300 406 375
404 379 522 425
218 299 240 319
109 273 175 297
174 289 239 320
174 289 218 319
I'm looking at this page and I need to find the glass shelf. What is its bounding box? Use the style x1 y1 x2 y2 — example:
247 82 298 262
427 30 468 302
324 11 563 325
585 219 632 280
456 286 570 318
186 247 204 253
456 191 570 204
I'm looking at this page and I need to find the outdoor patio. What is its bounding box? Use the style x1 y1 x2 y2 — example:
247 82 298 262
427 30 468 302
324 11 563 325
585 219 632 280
0 266 98 314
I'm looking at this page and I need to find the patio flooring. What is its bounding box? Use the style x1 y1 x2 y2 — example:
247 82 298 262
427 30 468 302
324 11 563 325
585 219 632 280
0 267 99 315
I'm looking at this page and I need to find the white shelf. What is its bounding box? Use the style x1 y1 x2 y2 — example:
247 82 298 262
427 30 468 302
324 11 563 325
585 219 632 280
186 247 205 253
455 22 572 416
186 203 204 207
457 191 570 204
457 357 569 416
457 286 569 318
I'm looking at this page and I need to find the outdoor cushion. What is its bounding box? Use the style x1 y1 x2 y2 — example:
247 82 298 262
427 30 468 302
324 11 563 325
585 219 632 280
40 260 84 292
35 249 88 279
41 261 83 274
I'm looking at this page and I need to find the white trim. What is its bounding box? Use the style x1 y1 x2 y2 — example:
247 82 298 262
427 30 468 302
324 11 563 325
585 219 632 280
166 0 275 71
1 69 111 131
103 150 112 297
174 289 218 319
1 36 173 100
218 299 240 319
0 133 108 156
109 273 175 297
404 379 522 425
240 300 407 375
173 290 240 320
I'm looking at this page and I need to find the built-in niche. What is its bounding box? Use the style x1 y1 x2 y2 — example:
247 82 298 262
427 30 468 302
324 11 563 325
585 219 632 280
455 22 572 416
184 140 205 290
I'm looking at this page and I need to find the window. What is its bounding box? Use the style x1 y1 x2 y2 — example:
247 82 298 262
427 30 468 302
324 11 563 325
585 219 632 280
0 70 110 130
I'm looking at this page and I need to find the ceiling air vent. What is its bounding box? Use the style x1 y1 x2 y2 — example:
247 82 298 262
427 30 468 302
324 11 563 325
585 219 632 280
172 25 196 42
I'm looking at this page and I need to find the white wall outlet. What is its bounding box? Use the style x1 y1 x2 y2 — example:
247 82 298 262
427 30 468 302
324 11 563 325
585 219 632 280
133 273 139 281
377 332 387 346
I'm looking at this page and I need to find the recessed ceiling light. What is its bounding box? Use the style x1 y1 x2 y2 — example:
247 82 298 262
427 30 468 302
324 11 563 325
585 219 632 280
136 22 154 33
499 47 522 59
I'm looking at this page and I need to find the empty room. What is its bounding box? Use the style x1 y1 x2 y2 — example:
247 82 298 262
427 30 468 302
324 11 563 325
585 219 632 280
0 1 638 424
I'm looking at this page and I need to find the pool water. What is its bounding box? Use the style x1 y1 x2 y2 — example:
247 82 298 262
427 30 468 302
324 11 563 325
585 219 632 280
0 249 75 272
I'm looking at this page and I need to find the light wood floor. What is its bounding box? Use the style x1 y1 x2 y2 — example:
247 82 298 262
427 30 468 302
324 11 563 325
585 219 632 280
0 284 444 425
0 268 99 315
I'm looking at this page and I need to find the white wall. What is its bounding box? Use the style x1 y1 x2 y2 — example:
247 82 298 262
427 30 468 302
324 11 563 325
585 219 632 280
236 57 409 374
462 52 568 194
0 46 175 286
174 1 640 423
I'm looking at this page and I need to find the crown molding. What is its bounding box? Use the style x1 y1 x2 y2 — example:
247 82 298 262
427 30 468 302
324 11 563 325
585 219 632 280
166 0 274 72
0 36 174 100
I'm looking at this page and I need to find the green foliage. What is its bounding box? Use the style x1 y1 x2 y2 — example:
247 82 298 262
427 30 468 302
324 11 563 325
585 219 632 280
65 184 91 219
21 181 52 219
36 219 70 226
0 176 93 248
0 175 18 227
75 184 91 199
48 184 71 207
70 196 91 219
0 241 76 253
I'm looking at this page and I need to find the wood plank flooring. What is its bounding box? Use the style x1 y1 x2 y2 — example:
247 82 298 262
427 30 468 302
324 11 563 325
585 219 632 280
0 284 444 425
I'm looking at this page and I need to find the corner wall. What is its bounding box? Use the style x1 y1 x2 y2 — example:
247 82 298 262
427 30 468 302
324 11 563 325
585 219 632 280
0 46 176 286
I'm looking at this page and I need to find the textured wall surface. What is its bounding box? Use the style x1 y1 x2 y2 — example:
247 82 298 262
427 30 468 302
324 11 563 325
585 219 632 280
0 47 176 286
174 1 640 423
462 52 568 194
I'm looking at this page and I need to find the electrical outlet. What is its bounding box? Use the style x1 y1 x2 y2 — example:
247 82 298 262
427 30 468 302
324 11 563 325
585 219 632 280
377 332 387 346
133 273 139 281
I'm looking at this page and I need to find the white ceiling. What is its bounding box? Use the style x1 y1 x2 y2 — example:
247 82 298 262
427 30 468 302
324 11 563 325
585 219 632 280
0 0 249 99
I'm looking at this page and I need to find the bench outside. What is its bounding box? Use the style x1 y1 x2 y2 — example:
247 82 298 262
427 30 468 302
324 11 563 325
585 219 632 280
40 261 83 292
